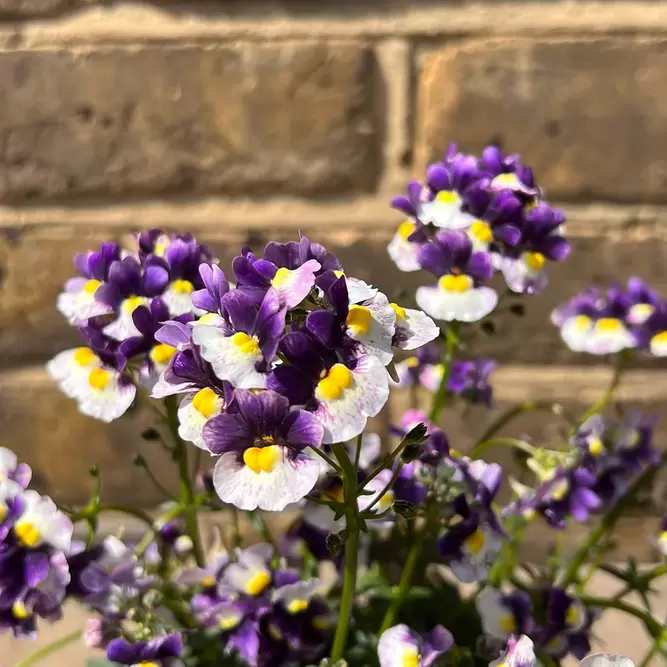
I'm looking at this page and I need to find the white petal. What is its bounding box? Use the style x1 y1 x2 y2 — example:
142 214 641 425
103 310 143 341
378 625 421 667
416 285 498 322
303 502 343 533
388 234 421 272
419 194 476 230
192 326 266 389
585 326 636 355
57 290 111 325
313 356 389 444
0 448 17 477
476 588 511 640
177 392 223 450
213 450 320 512
346 277 378 304
395 307 440 350
346 294 396 365
76 376 136 423
560 317 592 352
271 260 320 308
162 284 200 318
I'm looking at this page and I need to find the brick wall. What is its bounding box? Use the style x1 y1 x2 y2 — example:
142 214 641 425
2 0 667 507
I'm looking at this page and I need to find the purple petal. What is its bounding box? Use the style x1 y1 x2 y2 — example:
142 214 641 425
155 322 192 349
467 252 494 282
203 413 254 455
143 265 169 296
281 409 324 448
227 621 260 667
426 163 452 192
222 290 258 334
417 243 449 277
267 366 314 406
24 552 49 587
541 235 571 262
106 638 137 664
279 332 324 376
422 626 454 667
255 288 287 357
305 310 340 348
253 390 291 434
494 223 522 246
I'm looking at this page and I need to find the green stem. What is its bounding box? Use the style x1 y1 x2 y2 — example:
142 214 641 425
472 400 568 450
427 324 458 423
165 396 205 567
579 594 664 639
330 441 361 661
331 518 360 660
470 437 537 461
364 462 403 514
12 630 82 667
379 533 422 633
638 645 659 667
576 350 628 428
561 460 663 588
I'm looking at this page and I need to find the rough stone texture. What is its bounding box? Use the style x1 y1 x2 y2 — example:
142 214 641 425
2 223 667 369
416 37 667 202
0 43 380 201
0 0 71 15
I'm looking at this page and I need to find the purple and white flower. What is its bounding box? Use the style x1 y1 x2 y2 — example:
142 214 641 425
378 624 453 667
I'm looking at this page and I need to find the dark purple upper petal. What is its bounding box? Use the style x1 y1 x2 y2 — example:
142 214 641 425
203 412 254 455
281 409 324 449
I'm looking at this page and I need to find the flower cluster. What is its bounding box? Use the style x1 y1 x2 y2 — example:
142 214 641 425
478 587 595 661
48 231 215 422
147 238 439 511
552 277 667 357
389 145 569 317
0 449 73 638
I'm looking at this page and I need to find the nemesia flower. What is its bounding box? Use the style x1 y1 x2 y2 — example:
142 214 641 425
13 490 72 552
268 331 389 444
391 302 441 351
344 291 397 365
47 345 136 423
489 634 536 667
477 588 534 640
416 231 497 322
553 286 635 355
634 300 667 357
543 587 594 659
378 623 453 667
56 242 119 324
192 288 286 389
387 218 424 272
624 277 660 325
0 448 31 488
203 389 323 511
106 633 184 666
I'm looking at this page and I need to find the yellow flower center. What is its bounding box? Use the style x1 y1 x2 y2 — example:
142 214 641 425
466 529 486 554
397 221 416 241
376 490 395 512
171 279 194 294
201 575 216 588
405 356 419 368
269 623 283 640
316 364 354 401
287 599 309 614
551 479 569 501
659 530 667 545
573 315 592 331
74 347 98 367
88 368 111 390
192 388 220 418
15 521 40 547
449 448 462 459
499 614 517 632
83 279 102 295
220 615 241 631
150 344 176 365
595 318 622 333
630 303 655 321
271 267 292 288
199 313 220 324
231 332 261 356
138 663 160 667
245 570 271 596
434 190 460 205
330 485 345 503
346 305 372 335
122 295 146 314
493 173 520 188
588 437 605 457
470 221 493 243
401 648 421 667
390 303 407 320
12 601 30 619
0 506 6 523
523 252 546 272
438 274 473 293
243 445 281 474
651 331 667 346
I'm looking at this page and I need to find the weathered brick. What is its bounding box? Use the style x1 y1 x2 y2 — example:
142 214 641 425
0 368 181 506
2 222 667 368
0 43 379 201
416 37 667 202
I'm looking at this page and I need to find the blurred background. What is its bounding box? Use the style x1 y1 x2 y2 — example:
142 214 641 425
2 0 667 662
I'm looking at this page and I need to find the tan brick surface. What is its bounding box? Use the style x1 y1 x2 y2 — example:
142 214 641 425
0 43 380 201
416 37 667 202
